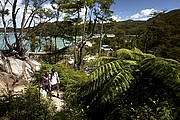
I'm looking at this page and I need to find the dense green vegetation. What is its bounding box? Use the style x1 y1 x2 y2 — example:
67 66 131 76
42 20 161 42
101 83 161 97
0 86 56 119
0 0 180 119
64 48 180 120
26 9 180 62
0 63 88 119
1 48 177 120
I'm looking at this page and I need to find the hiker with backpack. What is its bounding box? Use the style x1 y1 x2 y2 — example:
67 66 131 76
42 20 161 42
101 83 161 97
50 68 60 98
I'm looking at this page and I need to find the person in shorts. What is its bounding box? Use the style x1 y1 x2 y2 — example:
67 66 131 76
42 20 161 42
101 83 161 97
50 68 60 97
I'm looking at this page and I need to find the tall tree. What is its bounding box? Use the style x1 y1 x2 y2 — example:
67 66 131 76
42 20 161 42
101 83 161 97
94 0 114 57
0 0 54 58
55 0 114 70
54 0 83 69
12 0 53 57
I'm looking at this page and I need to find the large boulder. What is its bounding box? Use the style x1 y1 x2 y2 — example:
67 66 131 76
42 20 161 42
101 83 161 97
0 53 41 96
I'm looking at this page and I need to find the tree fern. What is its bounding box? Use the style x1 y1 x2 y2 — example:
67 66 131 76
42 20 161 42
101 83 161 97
80 59 137 110
117 47 155 61
87 56 118 68
78 48 180 119
140 57 180 98
116 48 134 60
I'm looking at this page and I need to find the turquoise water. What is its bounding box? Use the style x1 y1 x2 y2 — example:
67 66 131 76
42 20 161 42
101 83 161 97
0 33 69 51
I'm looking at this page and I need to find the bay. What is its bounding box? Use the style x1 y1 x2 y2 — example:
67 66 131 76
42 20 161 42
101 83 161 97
0 33 70 52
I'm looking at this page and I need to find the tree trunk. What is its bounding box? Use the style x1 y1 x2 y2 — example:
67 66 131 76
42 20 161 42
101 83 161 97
73 9 81 70
77 5 88 70
26 45 70 56
2 11 12 51
12 0 20 52
0 0 12 51
98 20 104 57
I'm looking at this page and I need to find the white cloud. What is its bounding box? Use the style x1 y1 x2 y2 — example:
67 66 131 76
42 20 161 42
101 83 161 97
141 9 154 16
130 8 157 20
130 13 141 19
111 15 122 21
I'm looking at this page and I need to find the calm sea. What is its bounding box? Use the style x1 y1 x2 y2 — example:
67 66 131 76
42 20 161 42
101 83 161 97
0 33 69 51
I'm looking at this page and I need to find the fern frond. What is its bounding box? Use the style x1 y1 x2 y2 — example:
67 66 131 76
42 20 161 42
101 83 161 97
140 57 180 98
131 47 143 54
116 48 155 61
99 68 135 104
80 59 137 107
87 56 118 68
116 48 134 60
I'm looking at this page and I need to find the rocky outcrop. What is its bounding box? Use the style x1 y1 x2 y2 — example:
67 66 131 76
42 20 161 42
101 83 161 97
0 52 64 112
0 52 41 96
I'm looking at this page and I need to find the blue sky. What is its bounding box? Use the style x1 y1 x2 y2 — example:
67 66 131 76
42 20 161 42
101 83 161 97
111 0 180 20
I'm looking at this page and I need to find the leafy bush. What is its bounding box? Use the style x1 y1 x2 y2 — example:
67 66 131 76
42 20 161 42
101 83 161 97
32 63 88 119
0 85 56 120
33 63 88 91
76 48 180 120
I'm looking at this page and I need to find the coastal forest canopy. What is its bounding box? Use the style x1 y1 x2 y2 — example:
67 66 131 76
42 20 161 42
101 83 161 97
31 9 180 62
1 8 180 62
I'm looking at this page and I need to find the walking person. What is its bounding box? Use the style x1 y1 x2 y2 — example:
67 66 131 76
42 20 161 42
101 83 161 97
41 72 51 95
50 68 60 98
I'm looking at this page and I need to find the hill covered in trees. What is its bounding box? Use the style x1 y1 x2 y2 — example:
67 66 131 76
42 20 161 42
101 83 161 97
137 9 180 61
103 9 180 61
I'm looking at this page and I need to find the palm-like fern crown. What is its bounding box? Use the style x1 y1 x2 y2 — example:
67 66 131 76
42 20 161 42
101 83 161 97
79 47 180 116
116 47 155 61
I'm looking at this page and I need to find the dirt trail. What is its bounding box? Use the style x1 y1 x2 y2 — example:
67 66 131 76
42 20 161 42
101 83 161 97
51 91 64 111
0 82 64 112
14 86 64 111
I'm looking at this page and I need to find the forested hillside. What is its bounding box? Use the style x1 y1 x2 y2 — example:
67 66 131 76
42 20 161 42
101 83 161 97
103 9 180 61
137 9 180 61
